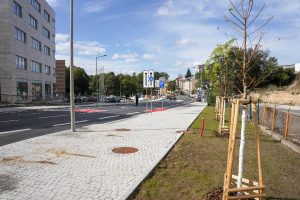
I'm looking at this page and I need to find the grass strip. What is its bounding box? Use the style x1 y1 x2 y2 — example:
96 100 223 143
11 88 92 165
130 106 300 200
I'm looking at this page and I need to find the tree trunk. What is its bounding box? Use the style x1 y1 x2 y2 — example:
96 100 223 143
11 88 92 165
237 16 248 190
237 105 247 189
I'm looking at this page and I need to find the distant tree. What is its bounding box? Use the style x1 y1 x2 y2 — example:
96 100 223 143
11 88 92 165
167 80 176 92
185 68 192 79
65 66 90 96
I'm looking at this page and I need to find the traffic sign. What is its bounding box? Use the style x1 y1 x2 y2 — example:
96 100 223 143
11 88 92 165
159 80 164 88
155 80 159 88
143 69 154 88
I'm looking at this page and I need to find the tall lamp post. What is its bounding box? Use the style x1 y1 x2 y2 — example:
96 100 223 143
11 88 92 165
70 0 75 132
96 55 107 106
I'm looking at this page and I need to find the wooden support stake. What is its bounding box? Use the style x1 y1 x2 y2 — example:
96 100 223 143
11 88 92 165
284 108 290 140
223 100 265 200
229 185 265 193
223 100 240 200
262 103 266 126
252 103 264 199
228 194 266 200
271 105 276 132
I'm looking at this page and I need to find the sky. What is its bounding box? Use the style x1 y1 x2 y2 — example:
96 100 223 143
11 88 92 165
47 0 300 79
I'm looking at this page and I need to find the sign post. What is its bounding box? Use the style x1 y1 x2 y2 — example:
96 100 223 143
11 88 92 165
159 79 165 110
143 69 155 113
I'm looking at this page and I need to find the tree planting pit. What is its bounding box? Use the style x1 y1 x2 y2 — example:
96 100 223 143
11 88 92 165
112 147 139 154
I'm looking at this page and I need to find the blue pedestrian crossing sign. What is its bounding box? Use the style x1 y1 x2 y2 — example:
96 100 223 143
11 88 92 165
159 80 164 88
143 69 154 88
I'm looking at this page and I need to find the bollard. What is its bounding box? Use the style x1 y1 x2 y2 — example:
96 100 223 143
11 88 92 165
200 117 205 138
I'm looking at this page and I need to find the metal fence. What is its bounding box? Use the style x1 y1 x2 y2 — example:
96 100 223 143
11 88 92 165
255 102 300 146
0 93 68 105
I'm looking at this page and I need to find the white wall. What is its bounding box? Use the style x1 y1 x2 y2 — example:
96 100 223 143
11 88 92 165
295 63 300 72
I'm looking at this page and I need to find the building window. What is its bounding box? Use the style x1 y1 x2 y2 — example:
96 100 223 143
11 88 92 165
31 0 41 13
15 55 27 70
42 27 50 39
52 19 55 28
32 82 42 101
52 50 55 58
53 68 56 76
12 1 22 17
44 10 50 22
17 81 28 101
31 37 41 51
45 65 51 74
44 45 50 56
32 61 42 73
28 15 38 29
45 83 51 100
14 27 26 43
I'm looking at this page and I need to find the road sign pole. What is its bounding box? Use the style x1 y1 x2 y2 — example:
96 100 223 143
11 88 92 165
151 88 153 114
146 88 148 112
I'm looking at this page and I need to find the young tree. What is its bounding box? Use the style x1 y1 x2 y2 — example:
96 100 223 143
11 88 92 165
224 0 273 190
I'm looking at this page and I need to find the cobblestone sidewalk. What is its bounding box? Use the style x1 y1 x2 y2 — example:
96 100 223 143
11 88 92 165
0 102 206 200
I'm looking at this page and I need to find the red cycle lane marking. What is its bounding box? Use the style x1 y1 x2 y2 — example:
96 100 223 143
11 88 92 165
75 109 106 113
147 108 168 112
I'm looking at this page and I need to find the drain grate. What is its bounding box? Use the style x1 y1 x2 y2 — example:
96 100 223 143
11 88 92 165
112 147 138 154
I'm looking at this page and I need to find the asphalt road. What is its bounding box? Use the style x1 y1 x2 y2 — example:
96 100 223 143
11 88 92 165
0 99 192 146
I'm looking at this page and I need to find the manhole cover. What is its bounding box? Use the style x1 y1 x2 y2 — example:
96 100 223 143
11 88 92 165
115 128 131 131
112 147 138 154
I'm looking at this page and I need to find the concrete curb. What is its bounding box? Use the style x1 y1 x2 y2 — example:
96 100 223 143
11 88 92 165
259 125 300 154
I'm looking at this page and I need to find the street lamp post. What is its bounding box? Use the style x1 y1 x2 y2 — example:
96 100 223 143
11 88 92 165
70 0 75 132
96 55 107 106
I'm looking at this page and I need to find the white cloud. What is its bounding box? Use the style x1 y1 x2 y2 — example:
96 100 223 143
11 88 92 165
75 41 106 56
176 38 197 46
55 33 106 56
82 0 114 13
155 0 190 17
46 0 62 7
112 53 138 60
143 54 156 61
125 58 139 63
56 33 69 43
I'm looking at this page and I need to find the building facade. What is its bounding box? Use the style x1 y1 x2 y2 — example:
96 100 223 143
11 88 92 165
53 60 66 99
176 76 197 94
0 0 55 103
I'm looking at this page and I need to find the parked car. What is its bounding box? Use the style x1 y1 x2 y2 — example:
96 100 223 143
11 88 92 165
167 94 176 100
105 95 117 103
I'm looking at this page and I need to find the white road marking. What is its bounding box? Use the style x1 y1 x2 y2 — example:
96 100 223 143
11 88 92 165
0 128 32 135
127 112 140 115
0 119 20 123
99 115 120 120
52 120 89 127
39 115 68 119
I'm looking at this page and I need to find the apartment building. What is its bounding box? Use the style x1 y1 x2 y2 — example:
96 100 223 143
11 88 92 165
53 60 66 99
176 76 197 93
0 0 55 103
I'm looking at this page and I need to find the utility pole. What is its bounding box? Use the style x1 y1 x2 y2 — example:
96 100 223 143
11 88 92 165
96 55 106 106
70 0 75 132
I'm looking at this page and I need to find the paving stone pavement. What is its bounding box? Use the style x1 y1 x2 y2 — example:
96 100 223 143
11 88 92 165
0 102 206 200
